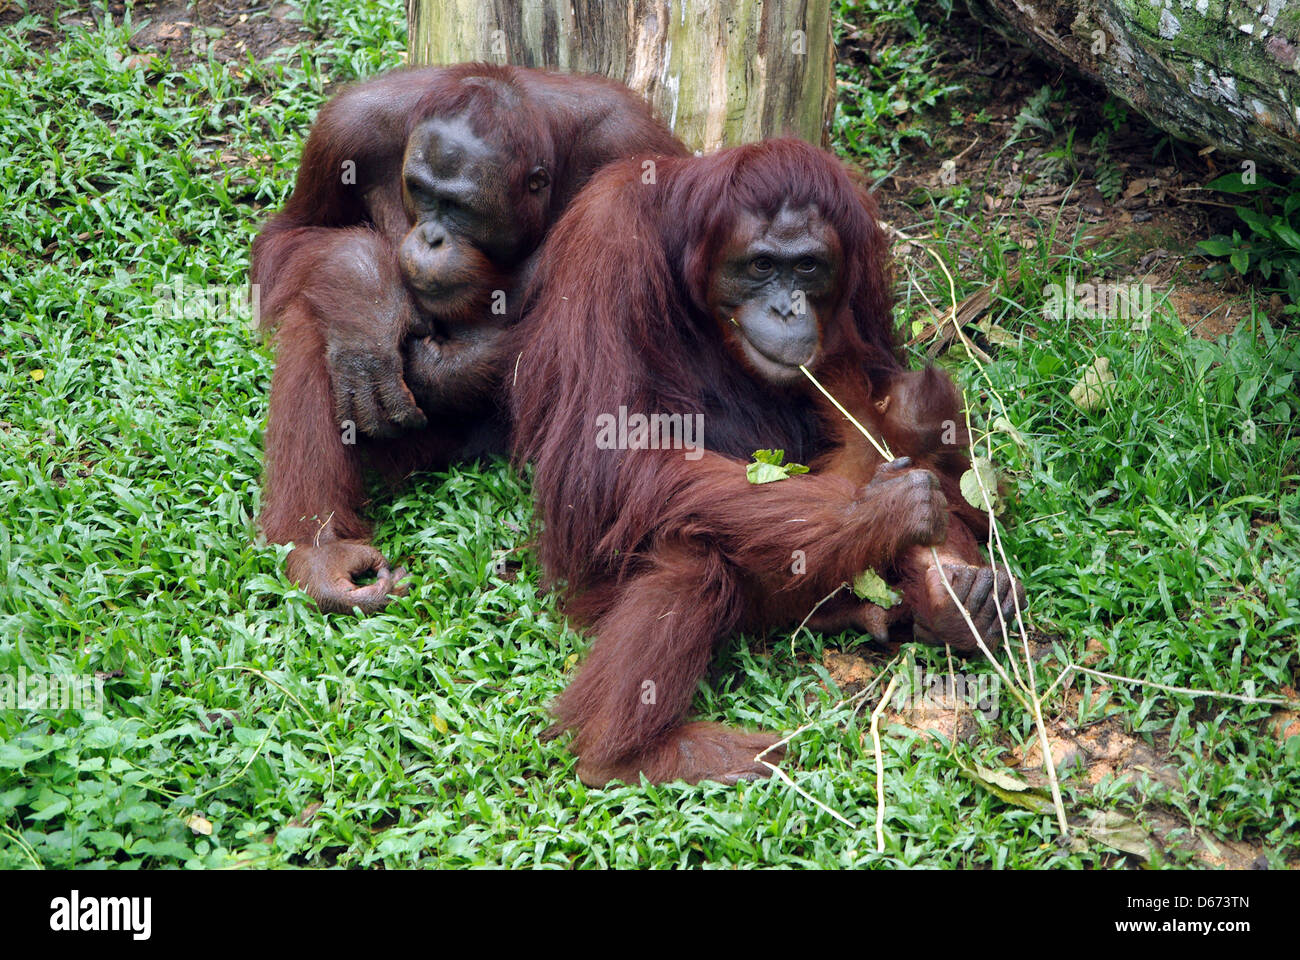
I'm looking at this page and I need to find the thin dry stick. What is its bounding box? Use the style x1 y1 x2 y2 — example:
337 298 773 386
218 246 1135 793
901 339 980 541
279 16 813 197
754 658 901 829
902 260 945 322
212 665 337 794
797 254 1069 834
798 338 1060 827
961 399 1071 835
798 364 894 460
788 581 849 659
871 674 902 852
311 510 337 548
1042 663 1300 708
925 547 1071 835
896 261 1066 828
896 229 1069 833
927 552 1029 712
757 756 855 828
946 646 959 715
961 401 1028 691
890 228 986 364
757 655 899 764
952 135 983 164
888 227 1016 438
939 372 1067 834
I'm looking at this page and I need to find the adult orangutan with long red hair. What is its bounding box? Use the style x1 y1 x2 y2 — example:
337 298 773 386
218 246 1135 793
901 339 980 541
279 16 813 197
253 65 682 612
510 139 1024 786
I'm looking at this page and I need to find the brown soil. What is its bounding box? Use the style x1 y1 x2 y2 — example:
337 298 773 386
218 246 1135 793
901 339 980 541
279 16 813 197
1 0 314 66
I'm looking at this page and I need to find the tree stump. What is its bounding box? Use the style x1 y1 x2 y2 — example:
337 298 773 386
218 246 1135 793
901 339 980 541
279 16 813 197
408 0 836 152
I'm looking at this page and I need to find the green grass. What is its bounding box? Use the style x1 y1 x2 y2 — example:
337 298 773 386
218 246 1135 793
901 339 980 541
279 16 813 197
833 0 962 178
1 0 1297 869
889 178 1300 861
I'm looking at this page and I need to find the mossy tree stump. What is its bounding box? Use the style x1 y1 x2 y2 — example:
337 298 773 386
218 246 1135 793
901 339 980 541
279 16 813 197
970 0 1300 173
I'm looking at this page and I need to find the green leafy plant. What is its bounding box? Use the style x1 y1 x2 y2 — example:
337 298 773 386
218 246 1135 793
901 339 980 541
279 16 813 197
832 0 961 172
1091 130 1122 201
746 449 810 484
1100 96 1128 133
1007 84 1055 142
851 568 900 607
1040 125 1078 184
1197 172 1300 304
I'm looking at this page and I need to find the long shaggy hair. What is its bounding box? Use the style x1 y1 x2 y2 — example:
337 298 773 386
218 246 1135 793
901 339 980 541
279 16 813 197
509 138 903 615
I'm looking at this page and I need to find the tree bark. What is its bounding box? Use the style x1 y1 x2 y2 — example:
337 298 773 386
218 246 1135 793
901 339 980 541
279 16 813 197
408 0 835 152
968 1 1300 173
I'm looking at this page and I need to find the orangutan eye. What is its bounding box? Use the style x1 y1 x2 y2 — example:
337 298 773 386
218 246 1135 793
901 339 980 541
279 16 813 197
527 166 551 192
750 256 774 275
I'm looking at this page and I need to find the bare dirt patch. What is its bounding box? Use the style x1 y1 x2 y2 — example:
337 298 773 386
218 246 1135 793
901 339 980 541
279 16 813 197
0 1 315 66
126 1 314 69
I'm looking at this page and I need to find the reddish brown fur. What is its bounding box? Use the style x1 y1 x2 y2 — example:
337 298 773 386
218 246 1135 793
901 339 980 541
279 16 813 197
251 65 683 611
509 140 1022 785
872 365 990 535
